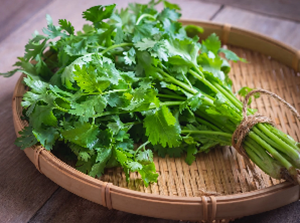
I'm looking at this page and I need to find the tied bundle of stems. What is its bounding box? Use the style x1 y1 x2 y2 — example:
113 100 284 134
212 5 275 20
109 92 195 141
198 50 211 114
1 0 300 186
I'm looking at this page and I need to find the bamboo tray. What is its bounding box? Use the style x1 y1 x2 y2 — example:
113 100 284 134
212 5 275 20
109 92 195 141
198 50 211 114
12 20 300 223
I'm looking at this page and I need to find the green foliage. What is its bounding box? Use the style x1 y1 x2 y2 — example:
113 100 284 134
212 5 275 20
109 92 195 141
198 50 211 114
6 0 295 188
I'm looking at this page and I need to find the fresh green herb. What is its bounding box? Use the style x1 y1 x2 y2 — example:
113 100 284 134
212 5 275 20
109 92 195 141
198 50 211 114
2 0 300 186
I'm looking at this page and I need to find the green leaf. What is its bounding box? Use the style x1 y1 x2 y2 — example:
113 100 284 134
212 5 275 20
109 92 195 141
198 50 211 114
164 37 199 66
61 54 93 89
69 143 94 162
127 161 143 171
114 148 128 165
89 148 112 177
237 86 260 105
143 106 181 148
133 23 159 42
163 0 181 10
153 144 184 157
184 25 203 38
82 4 116 24
136 149 153 164
123 48 136 65
219 48 246 62
137 163 158 187
15 126 38 150
201 33 221 55
73 64 109 93
58 19 75 35
61 122 99 149
134 38 157 51
185 145 198 165
32 127 59 150
43 15 67 39
30 104 57 129
24 35 48 61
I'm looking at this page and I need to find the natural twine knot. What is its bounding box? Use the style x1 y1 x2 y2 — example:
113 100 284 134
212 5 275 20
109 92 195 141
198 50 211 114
231 89 300 182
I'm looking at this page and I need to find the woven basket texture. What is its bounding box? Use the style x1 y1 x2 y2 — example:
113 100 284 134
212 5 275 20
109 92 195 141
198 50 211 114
13 44 300 222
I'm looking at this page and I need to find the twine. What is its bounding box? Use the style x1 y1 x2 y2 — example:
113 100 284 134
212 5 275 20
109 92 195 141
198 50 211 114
232 89 300 181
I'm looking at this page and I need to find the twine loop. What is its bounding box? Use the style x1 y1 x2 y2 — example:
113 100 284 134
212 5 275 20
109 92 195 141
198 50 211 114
201 196 217 223
102 182 113 210
34 146 45 174
232 89 300 178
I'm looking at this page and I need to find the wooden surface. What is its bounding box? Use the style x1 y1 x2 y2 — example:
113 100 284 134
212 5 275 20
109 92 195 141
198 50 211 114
200 0 300 22
0 0 300 222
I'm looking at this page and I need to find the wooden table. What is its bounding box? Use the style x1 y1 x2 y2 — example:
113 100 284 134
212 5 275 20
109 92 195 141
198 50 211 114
1 1 300 222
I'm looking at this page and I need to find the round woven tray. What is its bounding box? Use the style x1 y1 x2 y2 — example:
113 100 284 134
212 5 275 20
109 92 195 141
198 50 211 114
12 20 300 223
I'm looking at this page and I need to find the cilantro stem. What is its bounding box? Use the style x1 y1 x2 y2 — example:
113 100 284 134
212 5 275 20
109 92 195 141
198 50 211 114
157 94 186 100
248 131 293 170
181 130 232 138
100 43 133 55
136 14 156 25
195 117 222 132
102 89 128 95
182 73 193 89
189 69 242 110
93 101 183 118
158 69 197 94
134 141 150 161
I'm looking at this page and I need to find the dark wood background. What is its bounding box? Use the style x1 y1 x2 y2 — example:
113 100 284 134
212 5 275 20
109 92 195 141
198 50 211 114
1 0 300 222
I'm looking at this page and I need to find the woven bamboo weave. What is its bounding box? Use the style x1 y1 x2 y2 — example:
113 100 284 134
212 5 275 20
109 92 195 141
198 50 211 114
12 20 300 222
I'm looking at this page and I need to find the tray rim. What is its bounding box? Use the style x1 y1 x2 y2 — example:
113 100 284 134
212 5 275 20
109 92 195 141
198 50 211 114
12 19 300 222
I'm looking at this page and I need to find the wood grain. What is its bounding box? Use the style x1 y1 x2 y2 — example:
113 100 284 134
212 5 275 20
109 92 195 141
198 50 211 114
1 0 300 223
28 188 179 223
0 0 52 42
0 0 221 223
0 76 59 222
200 0 300 22
212 6 300 49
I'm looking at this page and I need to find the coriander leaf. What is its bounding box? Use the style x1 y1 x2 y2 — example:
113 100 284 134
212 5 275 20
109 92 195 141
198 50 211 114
15 125 38 150
89 147 112 177
143 106 181 148
198 53 225 84
61 122 99 149
127 161 143 171
43 15 67 39
32 127 59 150
24 35 48 61
76 159 93 174
114 148 128 165
219 48 246 62
185 145 198 165
164 37 199 66
132 23 159 42
58 19 75 35
69 95 107 120
137 163 158 187
30 104 57 129
73 64 109 93
136 149 153 164
153 144 184 157
69 143 95 162
65 39 88 56
0 68 19 77
201 33 221 55
163 0 181 10
61 54 93 89
82 4 116 24
134 38 157 51
123 48 136 65
238 86 260 105
158 7 181 22
184 25 203 38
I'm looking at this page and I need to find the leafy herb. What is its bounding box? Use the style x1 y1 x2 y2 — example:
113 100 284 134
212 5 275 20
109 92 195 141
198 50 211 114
2 0 300 186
